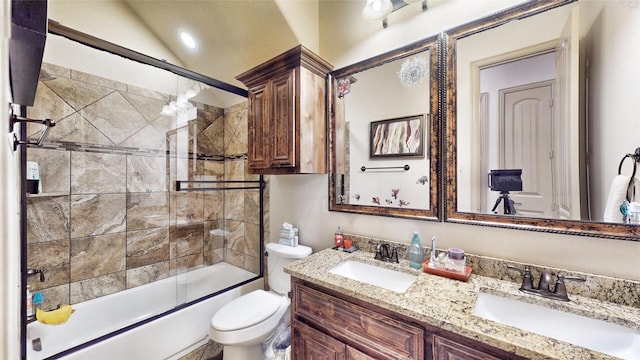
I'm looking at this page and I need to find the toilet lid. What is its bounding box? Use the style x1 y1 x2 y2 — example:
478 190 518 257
211 290 282 331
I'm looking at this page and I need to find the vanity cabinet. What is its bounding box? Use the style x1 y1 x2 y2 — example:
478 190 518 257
431 335 503 360
292 278 424 359
291 278 526 360
236 45 332 174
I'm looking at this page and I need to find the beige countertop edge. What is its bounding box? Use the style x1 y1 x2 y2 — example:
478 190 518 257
285 248 637 360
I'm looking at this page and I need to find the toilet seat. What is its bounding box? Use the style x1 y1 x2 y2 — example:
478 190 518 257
211 290 282 331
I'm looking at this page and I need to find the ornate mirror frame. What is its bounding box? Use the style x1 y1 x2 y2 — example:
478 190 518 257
443 0 639 240
328 35 441 220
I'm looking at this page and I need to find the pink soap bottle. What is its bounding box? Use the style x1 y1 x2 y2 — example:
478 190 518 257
334 226 343 248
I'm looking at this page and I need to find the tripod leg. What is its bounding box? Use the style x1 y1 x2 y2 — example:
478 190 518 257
491 197 503 214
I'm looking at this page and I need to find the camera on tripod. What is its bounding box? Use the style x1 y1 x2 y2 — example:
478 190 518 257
488 169 522 215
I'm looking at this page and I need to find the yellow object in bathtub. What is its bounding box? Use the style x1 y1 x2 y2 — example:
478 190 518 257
36 304 75 325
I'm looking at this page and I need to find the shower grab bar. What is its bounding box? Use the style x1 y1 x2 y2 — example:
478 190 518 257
9 106 56 150
175 179 265 192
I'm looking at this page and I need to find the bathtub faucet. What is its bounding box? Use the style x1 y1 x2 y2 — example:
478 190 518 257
26 268 45 282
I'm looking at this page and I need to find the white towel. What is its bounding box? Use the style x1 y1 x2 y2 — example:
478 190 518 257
604 175 640 222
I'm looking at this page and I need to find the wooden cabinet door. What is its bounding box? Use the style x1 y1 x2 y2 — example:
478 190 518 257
270 69 297 168
346 346 378 360
292 320 346 360
247 82 270 170
433 335 502 360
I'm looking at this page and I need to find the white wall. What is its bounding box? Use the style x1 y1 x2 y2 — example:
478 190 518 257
268 0 640 281
584 1 640 221
48 0 182 65
1 1 23 358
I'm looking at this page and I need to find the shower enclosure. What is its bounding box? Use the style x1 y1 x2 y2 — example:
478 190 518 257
22 23 266 359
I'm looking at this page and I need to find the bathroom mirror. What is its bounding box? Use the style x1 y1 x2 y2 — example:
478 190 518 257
329 36 440 220
444 0 640 239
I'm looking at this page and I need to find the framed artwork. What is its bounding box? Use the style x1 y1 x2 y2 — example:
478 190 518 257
369 114 425 158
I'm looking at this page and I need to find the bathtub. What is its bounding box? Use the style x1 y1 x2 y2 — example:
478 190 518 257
27 263 263 360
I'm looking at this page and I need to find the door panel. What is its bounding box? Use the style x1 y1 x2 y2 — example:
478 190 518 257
500 82 554 217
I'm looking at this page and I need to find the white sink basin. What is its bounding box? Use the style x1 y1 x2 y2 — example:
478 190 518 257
474 291 640 359
328 260 417 293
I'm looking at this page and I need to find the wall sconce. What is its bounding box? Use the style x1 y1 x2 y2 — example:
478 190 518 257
362 0 427 28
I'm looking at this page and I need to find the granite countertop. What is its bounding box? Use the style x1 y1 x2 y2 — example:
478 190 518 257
284 248 640 360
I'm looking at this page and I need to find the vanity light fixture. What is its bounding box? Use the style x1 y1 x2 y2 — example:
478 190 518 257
362 0 393 22
362 0 427 28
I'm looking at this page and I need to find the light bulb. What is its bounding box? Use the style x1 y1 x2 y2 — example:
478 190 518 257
362 0 392 22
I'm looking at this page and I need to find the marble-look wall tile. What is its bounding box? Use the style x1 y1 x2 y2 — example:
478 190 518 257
126 261 170 289
70 233 126 282
244 254 260 275
170 224 204 258
36 284 69 312
27 239 70 290
127 155 167 192
120 125 167 151
27 196 70 243
224 190 244 222
225 159 244 180
27 148 70 194
70 69 127 92
41 63 70 80
126 84 169 102
127 192 169 230
225 101 247 115
244 190 260 225
244 222 261 257
204 192 224 221
71 194 126 238
127 227 170 269
121 92 166 122
170 253 204 274
171 192 204 225
225 220 245 253
81 92 150 145
197 159 224 180
27 82 75 136
196 112 224 156
70 272 126 303
48 77 115 112
152 114 178 136
225 248 245 269
204 220 225 264
224 107 247 155
71 152 126 194
45 112 114 146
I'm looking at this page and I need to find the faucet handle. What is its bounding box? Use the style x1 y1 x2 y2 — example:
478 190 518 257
374 244 384 260
507 265 534 291
552 274 586 301
389 247 399 263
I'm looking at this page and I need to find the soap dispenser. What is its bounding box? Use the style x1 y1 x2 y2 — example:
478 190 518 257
408 231 424 269
334 226 343 248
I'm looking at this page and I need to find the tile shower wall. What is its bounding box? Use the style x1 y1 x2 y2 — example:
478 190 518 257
26 63 265 310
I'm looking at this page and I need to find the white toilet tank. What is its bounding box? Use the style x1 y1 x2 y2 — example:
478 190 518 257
266 242 312 295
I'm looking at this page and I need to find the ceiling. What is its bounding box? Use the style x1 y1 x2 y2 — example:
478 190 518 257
122 0 314 89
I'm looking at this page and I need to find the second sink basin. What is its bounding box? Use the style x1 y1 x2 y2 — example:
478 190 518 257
328 260 417 293
474 291 640 359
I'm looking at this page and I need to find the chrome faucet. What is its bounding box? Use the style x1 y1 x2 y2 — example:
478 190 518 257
374 243 399 263
508 265 586 301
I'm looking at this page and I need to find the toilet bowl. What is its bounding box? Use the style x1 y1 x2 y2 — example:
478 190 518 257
209 243 312 360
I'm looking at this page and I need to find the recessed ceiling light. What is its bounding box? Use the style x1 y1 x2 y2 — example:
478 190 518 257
179 30 197 50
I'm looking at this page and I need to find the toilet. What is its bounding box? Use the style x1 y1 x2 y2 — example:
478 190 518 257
209 242 312 360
